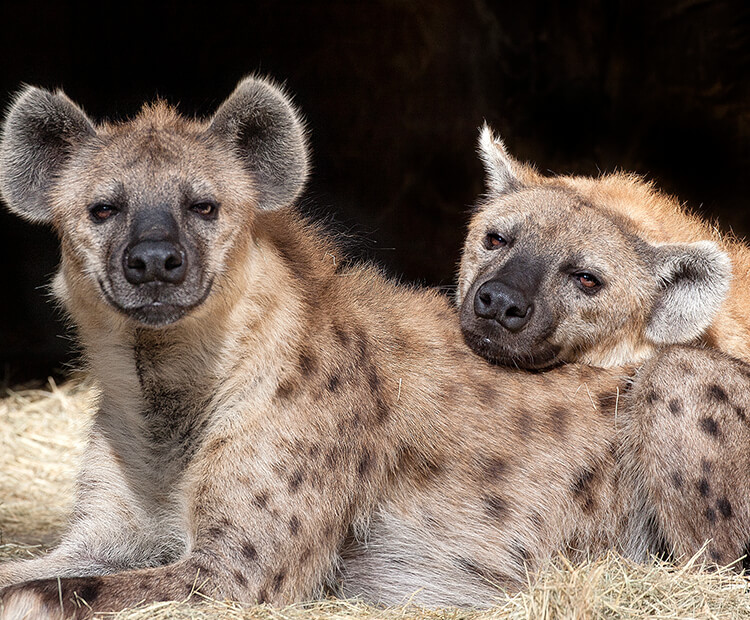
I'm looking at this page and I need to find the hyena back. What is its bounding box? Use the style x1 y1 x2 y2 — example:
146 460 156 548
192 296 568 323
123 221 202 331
0 78 728 618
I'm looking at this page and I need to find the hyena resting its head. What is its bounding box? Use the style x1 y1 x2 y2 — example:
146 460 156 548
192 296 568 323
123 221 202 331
457 126 737 369
0 78 739 618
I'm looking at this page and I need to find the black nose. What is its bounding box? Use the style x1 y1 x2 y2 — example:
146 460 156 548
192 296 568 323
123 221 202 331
474 280 534 333
124 241 187 285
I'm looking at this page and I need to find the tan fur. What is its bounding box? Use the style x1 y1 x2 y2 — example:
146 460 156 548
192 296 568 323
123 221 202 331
0 81 747 618
457 127 742 368
558 173 750 362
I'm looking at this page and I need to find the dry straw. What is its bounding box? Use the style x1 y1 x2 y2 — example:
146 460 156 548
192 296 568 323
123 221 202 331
2 380 749 619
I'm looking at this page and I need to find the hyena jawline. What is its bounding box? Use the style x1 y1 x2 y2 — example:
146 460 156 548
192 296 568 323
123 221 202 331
0 78 733 617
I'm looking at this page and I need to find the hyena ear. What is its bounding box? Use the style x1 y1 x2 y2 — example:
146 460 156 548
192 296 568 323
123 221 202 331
646 240 732 345
0 86 95 223
478 124 525 195
208 76 309 210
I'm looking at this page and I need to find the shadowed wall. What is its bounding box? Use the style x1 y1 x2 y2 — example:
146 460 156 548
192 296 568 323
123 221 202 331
1 0 748 382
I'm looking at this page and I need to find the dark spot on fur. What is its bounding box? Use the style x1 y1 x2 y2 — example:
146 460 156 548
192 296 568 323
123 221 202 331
354 328 370 363
510 542 531 568
358 450 373 478
697 477 710 497
483 456 508 482
298 350 318 377
671 471 684 489
289 515 301 536
709 549 723 563
272 570 286 594
234 570 247 587
548 407 570 437
476 381 497 404
699 416 720 437
207 525 225 540
206 437 229 455
483 495 508 521
735 405 746 422
242 542 258 561
644 390 659 405
327 373 341 393
300 547 311 563
708 384 728 403
325 448 338 467
288 470 305 493
254 491 270 510
374 395 390 424
71 577 103 604
399 446 443 485
455 557 513 587
257 589 268 604
530 511 545 530
571 466 597 513
741 541 750 572
596 392 612 414
367 366 381 393
701 459 712 474
644 514 673 562
513 409 535 440
275 379 296 401
705 507 717 524
668 398 682 415
333 323 350 348
717 497 733 519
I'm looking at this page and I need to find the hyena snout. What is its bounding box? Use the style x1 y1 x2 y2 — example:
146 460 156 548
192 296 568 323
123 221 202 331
123 209 187 286
124 240 187 285
474 279 534 333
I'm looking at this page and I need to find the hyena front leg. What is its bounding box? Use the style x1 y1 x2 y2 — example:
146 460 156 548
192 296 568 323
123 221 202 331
0 420 184 590
622 345 750 568
1 416 383 618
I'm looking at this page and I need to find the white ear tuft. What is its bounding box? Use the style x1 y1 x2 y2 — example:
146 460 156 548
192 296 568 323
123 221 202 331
478 123 523 196
646 240 732 345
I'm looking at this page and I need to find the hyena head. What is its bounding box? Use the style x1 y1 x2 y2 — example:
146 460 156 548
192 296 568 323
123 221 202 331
0 76 307 327
457 125 731 369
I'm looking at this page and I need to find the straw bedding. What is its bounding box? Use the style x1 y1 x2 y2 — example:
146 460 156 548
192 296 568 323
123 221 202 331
2 380 749 619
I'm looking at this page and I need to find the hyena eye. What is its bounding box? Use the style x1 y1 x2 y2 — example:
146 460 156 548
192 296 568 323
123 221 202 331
189 202 219 220
89 203 119 222
573 272 603 293
484 233 507 250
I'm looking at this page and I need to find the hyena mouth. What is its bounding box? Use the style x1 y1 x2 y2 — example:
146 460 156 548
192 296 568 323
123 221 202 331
461 328 562 370
97 279 214 327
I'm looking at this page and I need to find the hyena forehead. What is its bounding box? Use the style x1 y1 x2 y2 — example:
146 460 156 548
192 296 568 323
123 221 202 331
472 186 643 254
54 107 250 214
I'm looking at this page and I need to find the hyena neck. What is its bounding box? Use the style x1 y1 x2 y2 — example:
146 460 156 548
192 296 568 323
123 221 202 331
80 211 325 410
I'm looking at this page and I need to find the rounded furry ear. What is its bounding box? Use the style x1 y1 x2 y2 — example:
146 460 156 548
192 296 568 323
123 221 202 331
0 86 95 223
208 76 309 210
478 124 524 195
646 240 732 345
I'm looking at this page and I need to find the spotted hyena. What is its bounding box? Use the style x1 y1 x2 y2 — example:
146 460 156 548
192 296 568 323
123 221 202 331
457 125 750 370
456 126 750 569
0 79 743 619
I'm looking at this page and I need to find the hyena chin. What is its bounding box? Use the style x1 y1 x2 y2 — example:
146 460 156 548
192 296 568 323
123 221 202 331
0 78 742 618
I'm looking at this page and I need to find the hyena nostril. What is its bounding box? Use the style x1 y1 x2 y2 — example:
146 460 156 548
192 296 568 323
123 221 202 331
124 241 187 285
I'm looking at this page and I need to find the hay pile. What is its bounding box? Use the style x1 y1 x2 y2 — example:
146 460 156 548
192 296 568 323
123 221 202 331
2 381 750 619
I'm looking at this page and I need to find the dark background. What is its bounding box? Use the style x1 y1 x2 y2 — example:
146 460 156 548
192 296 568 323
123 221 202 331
1 0 749 383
